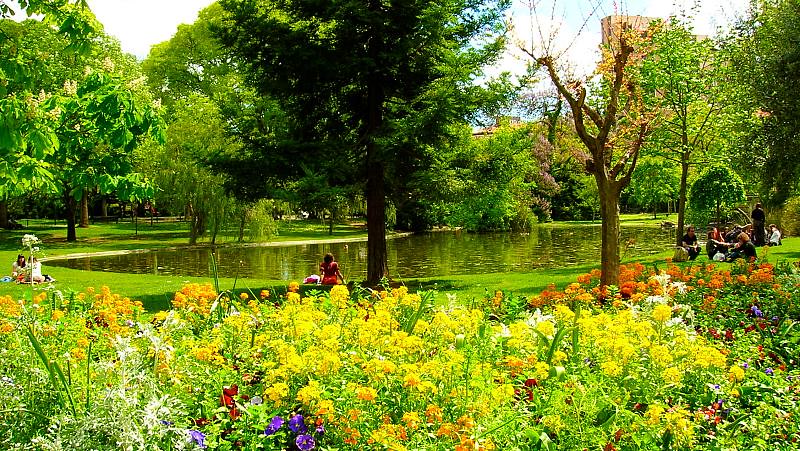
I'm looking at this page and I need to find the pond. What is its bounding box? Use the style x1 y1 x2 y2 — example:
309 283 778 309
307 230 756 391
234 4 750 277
45 225 675 280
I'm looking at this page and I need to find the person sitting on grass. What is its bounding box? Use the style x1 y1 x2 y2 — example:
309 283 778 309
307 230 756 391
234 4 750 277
706 227 725 259
11 254 27 282
720 232 757 262
681 226 701 260
319 253 344 285
29 257 48 283
768 224 782 246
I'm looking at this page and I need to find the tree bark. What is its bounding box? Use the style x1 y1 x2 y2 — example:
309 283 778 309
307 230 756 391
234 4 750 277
79 190 89 228
598 177 621 287
366 158 388 283
0 200 8 229
676 156 689 246
364 0 388 284
65 193 77 242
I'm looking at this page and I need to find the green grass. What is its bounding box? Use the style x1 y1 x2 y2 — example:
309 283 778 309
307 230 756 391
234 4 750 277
2 216 798 312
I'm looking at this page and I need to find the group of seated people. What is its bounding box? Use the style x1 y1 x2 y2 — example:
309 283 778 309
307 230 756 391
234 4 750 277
7 254 53 283
678 223 782 263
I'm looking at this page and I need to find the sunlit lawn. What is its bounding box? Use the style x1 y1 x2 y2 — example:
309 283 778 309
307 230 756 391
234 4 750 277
2 215 798 312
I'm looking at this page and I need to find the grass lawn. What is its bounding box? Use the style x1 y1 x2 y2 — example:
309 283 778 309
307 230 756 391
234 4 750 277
3 214 798 311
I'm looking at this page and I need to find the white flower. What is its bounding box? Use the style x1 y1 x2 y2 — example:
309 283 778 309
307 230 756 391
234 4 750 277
524 308 554 328
21 234 40 247
670 281 687 294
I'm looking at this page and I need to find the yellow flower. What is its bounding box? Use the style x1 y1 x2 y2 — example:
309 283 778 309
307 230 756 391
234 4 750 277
728 365 745 382
402 411 421 430
51 309 65 321
356 386 378 402
70 348 86 360
535 320 555 338
652 304 672 322
601 360 622 377
296 381 322 405
662 367 681 384
554 304 575 323
239 292 249 301
265 382 290 405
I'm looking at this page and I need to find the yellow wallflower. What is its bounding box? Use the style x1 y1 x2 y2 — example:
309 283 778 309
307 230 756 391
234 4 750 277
50 310 65 321
662 367 682 384
535 320 555 338
356 386 378 402
728 365 745 382
265 382 290 405
652 304 672 322
601 360 622 377
296 381 322 405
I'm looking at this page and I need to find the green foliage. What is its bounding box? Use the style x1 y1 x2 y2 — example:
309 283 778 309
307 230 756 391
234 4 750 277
217 0 510 280
626 159 679 216
721 0 800 204
245 199 278 241
689 165 747 225
780 197 800 237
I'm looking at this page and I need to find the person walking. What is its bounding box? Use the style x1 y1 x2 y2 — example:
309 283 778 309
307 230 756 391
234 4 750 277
751 203 766 246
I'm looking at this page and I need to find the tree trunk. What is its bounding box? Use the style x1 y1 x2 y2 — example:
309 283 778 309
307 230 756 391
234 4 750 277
598 178 621 288
79 190 89 228
0 200 8 228
366 157 388 283
65 193 77 242
100 197 108 217
676 157 689 246
364 4 388 284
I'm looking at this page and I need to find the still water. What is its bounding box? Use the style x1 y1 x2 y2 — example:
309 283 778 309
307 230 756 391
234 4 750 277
46 225 674 280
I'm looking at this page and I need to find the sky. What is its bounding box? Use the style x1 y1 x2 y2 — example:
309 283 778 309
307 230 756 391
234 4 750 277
82 0 749 73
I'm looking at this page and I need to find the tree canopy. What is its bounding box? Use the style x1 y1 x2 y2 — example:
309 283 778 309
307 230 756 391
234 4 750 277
217 0 510 282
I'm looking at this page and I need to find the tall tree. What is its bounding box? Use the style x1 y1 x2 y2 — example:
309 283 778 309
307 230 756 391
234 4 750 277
526 27 657 286
0 1 98 227
641 19 723 245
689 165 746 226
217 0 509 283
721 0 800 205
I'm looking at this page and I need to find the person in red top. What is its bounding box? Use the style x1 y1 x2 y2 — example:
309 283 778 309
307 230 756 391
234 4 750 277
319 253 344 285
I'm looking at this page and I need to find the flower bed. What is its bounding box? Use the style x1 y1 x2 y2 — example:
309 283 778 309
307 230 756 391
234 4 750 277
0 261 798 450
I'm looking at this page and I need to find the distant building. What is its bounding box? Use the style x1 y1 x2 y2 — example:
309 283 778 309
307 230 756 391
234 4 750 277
471 116 522 138
600 15 659 47
601 15 708 47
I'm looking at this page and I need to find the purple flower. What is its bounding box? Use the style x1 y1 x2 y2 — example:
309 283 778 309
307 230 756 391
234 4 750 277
315 424 325 435
751 305 763 318
187 430 206 449
742 362 749 369
295 433 315 451
264 416 284 436
765 368 774 376
289 414 307 433
160 420 174 426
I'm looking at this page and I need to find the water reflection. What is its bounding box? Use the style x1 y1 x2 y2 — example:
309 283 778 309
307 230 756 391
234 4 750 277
46 225 673 280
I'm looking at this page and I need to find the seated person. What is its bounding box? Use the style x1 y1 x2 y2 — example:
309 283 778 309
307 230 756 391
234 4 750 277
681 226 701 260
768 224 782 246
29 257 46 283
11 254 27 282
719 232 757 261
706 227 724 258
319 253 344 285
725 225 743 244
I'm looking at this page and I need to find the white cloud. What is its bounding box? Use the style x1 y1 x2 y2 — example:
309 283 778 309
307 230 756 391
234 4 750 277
87 0 215 59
